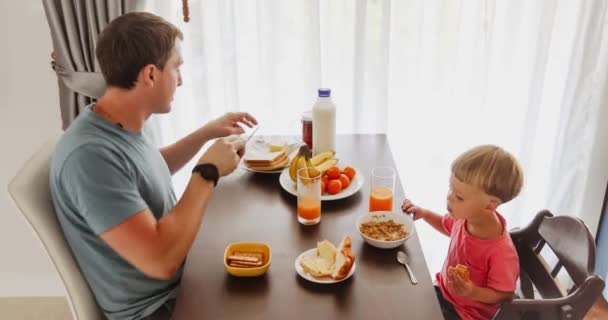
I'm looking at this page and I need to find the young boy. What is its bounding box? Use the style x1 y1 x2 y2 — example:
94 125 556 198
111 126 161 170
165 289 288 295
402 145 523 320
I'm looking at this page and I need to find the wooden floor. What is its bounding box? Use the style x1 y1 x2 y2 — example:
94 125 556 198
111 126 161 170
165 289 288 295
0 297 71 320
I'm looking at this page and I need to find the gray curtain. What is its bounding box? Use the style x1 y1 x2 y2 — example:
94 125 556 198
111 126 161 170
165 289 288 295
597 183 608 298
42 0 143 129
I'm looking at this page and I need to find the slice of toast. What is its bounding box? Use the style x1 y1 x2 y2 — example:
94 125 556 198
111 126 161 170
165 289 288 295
229 260 264 268
300 256 333 277
448 264 470 281
243 150 286 164
316 240 337 263
299 240 337 278
245 154 289 171
232 251 264 261
331 236 355 280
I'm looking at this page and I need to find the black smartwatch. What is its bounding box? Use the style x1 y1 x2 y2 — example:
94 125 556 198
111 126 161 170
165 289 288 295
192 163 219 187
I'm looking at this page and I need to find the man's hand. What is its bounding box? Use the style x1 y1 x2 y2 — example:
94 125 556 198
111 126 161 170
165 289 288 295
401 198 429 220
204 112 258 139
198 138 245 176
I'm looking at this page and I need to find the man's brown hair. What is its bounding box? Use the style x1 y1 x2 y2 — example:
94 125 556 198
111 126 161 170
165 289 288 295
451 145 524 203
96 12 183 89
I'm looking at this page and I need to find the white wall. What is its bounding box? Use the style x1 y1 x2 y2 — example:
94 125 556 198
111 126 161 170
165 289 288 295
0 1 64 296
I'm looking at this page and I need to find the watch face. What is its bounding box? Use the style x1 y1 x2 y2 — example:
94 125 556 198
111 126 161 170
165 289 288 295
200 164 219 183
193 164 219 186
202 166 215 177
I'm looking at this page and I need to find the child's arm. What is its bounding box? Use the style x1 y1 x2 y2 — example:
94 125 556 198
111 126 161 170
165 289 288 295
468 286 513 304
448 271 514 304
402 199 449 237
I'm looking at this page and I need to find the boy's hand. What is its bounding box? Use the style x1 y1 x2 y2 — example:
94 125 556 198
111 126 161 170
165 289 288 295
447 269 475 298
401 199 428 220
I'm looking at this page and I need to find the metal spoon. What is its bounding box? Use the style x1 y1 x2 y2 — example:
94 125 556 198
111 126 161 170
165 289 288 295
397 251 418 285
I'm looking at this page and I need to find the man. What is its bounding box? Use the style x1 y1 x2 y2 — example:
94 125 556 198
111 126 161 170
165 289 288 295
49 12 257 320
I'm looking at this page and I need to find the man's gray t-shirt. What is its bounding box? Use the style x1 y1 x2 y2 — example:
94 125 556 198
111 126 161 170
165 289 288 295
49 105 182 320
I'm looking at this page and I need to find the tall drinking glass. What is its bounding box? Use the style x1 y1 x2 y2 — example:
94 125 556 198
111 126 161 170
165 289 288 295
297 168 322 225
369 167 396 212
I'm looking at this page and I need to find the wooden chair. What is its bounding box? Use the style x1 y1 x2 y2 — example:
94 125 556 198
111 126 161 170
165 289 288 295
493 210 605 320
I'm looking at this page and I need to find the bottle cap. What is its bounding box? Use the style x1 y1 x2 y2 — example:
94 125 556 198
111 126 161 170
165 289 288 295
318 88 331 97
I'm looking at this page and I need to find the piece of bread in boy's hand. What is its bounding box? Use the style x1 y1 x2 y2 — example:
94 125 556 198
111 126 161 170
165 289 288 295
448 264 470 281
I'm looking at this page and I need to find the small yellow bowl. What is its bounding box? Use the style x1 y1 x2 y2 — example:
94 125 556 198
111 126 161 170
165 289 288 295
224 242 271 277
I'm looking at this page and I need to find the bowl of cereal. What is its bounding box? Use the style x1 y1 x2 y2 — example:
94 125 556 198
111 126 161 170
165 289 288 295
356 211 414 249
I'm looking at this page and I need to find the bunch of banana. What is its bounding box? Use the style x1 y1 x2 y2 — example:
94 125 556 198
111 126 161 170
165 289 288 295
310 150 338 173
289 145 321 183
289 147 339 183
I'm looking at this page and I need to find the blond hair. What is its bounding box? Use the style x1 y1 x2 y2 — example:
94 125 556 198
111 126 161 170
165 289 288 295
451 145 523 203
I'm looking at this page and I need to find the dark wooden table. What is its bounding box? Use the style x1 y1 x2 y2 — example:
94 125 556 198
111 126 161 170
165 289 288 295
172 134 443 320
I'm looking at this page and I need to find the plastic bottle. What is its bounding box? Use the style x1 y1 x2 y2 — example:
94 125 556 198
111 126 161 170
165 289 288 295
312 88 336 156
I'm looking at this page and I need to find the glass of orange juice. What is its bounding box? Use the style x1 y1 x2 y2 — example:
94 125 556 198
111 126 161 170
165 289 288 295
369 167 396 212
297 167 322 225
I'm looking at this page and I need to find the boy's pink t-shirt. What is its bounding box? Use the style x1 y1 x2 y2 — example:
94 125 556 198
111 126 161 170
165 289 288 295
436 212 519 320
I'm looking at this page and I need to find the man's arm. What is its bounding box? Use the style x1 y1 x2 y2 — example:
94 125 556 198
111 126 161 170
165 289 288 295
160 127 212 175
101 174 213 279
160 112 257 175
101 138 245 280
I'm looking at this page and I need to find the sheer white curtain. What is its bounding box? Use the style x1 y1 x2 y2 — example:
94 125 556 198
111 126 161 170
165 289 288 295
144 0 395 194
385 0 608 273
145 0 608 274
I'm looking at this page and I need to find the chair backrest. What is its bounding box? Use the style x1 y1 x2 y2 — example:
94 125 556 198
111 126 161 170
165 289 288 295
493 210 605 320
7 134 105 320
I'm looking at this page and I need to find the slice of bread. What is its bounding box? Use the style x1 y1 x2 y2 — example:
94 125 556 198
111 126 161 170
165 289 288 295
316 240 337 263
448 264 470 281
245 154 289 171
268 142 287 152
300 256 333 277
243 150 286 164
331 236 355 280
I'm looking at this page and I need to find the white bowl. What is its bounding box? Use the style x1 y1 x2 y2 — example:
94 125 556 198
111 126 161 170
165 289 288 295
356 211 414 249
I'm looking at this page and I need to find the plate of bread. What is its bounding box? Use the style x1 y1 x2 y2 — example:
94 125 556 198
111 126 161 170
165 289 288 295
241 140 299 173
242 150 289 173
295 236 356 284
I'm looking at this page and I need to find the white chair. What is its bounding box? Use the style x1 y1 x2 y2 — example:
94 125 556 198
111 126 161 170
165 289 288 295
7 134 105 320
